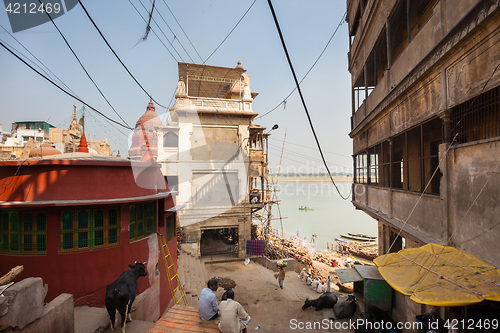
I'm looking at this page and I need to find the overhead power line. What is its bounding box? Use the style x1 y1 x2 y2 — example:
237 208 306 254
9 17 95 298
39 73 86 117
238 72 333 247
143 0 155 40
0 24 78 98
127 0 180 63
139 0 195 63
77 0 168 109
0 40 133 130
266 0 349 200
269 137 351 158
136 0 186 61
160 0 203 62
39 0 131 128
257 10 346 120
203 0 257 64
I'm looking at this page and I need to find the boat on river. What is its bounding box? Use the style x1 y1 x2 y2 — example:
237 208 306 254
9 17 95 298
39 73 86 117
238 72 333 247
340 233 376 242
298 206 314 211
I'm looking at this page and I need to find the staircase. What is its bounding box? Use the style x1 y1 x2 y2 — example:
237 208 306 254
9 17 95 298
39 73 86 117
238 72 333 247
176 245 209 308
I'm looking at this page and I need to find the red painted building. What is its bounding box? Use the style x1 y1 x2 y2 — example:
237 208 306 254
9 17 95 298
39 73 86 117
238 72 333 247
0 150 178 320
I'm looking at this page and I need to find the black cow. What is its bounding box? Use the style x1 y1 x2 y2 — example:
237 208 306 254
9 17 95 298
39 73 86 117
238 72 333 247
105 262 147 332
333 295 357 319
302 292 338 311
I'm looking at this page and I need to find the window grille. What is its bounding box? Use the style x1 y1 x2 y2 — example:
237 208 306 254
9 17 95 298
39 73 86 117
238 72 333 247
0 211 47 254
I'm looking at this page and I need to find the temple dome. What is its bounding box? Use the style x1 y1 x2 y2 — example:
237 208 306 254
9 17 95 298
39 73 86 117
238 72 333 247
135 101 163 128
29 142 62 158
129 101 161 159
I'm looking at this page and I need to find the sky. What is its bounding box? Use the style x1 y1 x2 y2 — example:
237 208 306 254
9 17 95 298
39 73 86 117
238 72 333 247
0 0 353 174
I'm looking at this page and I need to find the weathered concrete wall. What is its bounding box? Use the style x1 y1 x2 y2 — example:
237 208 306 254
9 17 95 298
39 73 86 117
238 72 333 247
350 0 498 141
444 0 478 33
367 186 391 215
392 191 446 242
0 278 73 333
449 139 500 268
16 294 74 333
0 278 47 330
353 184 367 206
251 257 304 274
445 15 500 108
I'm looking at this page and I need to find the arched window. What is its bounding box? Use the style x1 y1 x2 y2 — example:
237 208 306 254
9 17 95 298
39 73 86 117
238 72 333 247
163 132 178 147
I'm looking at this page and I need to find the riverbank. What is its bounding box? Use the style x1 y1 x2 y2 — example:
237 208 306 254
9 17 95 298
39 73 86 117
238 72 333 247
263 235 375 287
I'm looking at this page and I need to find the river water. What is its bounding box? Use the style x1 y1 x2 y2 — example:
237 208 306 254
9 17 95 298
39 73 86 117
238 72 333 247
268 181 378 252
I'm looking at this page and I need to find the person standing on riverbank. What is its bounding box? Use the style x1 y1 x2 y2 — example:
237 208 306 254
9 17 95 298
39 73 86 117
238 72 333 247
278 266 285 289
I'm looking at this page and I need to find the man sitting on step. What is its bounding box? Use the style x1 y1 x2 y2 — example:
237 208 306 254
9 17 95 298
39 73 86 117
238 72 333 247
199 279 219 321
218 289 251 333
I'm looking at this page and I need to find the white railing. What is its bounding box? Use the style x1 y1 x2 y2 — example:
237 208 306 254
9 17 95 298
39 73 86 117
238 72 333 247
191 98 242 111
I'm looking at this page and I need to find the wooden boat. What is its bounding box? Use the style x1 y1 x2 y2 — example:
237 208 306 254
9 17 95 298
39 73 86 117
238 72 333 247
340 233 376 242
347 232 376 240
298 206 314 211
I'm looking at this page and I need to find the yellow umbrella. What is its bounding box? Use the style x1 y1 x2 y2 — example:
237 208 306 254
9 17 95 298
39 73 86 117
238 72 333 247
374 243 500 306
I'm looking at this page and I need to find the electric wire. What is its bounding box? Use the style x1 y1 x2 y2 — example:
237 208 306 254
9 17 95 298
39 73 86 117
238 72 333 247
0 40 133 130
203 0 257 64
77 0 168 109
266 0 349 200
143 0 155 40
269 137 351 158
160 0 203 62
141 0 195 63
0 24 78 98
38 0 131 128
127 0 180 63
268 144 348 170
135 0 186 62
256 11 346 120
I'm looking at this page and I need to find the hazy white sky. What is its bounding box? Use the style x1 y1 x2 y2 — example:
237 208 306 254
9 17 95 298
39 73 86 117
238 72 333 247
0 0 352 173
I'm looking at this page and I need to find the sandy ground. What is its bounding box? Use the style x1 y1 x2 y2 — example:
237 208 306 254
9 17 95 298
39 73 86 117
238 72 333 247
205 260 360 333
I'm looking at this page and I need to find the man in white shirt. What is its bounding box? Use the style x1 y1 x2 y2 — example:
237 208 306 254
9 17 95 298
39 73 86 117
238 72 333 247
198 279 219 320
218 289 251 333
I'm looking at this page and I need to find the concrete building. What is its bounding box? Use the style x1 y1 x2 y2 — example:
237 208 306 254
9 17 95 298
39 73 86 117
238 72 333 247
346 0 499 323
155 61 271 258
49 106 113 156
0 108 112 159
0 121 54 159
0 139 178 320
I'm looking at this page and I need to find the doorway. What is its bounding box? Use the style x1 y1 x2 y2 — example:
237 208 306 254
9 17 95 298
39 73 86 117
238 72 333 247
200 228 238 257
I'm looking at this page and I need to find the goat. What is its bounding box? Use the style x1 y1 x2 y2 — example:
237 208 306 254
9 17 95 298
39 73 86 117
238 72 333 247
105 261 147 332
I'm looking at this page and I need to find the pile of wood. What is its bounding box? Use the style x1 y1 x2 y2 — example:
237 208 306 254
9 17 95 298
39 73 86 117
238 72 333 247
265 238 311 264
338 242 378 260
264 238 349 280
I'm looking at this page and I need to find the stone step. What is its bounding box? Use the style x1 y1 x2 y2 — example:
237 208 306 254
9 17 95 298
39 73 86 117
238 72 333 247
74 306 154 333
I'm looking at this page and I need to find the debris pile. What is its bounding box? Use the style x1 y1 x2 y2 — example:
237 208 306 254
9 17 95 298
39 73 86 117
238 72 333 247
337 242 378 261
212 277 236 290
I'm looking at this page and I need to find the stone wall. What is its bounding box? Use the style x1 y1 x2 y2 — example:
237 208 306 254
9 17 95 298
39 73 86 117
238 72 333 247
449 138 500 268
0 278 74 332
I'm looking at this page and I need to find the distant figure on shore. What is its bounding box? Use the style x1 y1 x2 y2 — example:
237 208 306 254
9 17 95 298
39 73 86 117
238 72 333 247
278 266 286 289
326 276 332 292
298 268 307 280
218 289 251 333
199 279 219 321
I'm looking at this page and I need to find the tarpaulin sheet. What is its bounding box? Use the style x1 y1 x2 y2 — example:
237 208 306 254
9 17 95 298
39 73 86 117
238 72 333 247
373 243 500 306
246 240 265 256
